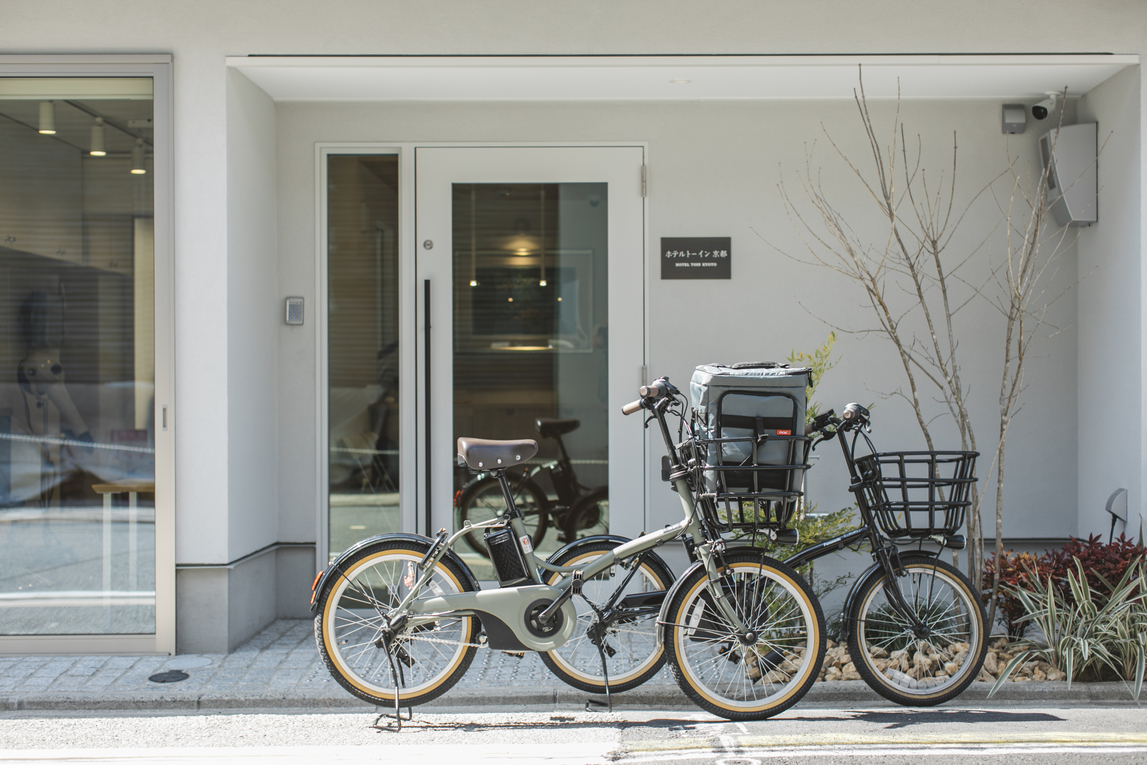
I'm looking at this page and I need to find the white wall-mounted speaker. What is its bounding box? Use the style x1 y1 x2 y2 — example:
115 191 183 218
1039 123 1097 227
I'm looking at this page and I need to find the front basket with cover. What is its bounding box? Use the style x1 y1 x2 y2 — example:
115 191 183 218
688 362 812 534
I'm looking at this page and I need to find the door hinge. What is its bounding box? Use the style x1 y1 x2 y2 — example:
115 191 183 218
641 165 647 198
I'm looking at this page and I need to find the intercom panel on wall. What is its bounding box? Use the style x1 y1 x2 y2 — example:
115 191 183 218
1039 123 1097 227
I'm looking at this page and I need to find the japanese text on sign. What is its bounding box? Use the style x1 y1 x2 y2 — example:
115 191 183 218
660 237 732 280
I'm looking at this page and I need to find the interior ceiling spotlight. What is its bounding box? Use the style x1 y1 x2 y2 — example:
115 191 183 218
89 117 106 156
539 279 547 287
38 101 56 134
131 138 147 174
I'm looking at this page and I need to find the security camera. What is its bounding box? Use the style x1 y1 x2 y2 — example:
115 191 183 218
1031 93 1059 121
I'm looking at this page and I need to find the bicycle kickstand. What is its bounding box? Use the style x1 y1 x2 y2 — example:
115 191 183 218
376 631 413 732
587 642 614 715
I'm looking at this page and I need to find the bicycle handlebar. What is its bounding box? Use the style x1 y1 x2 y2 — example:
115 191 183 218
622 377 679 416
640 378 673 400
841 402 870 430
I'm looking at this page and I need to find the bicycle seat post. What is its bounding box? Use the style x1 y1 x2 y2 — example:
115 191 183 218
494 469 521 520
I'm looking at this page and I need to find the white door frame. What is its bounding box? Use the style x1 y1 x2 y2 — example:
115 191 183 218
317 142 649 558
414 145 648 540
0 55 175 654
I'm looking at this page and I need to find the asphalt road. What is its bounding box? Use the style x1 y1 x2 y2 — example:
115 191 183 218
1 703 1145 764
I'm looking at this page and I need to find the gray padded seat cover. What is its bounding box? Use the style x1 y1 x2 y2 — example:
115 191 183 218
536 418 580 438
457 437 538 470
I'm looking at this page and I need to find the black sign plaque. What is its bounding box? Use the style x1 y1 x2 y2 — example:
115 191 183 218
660 237 731 280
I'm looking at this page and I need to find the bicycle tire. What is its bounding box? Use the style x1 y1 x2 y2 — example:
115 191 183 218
457 475 549 558
846 553 988 706
664 550 825 721
563 487 609 542
539 538 673 693
314 538 479 707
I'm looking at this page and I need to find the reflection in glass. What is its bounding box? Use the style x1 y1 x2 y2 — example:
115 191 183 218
452 183 609 580
0 78 155 634
327 155 401 560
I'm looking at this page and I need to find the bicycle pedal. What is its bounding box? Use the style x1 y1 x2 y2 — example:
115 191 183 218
500 651 525 659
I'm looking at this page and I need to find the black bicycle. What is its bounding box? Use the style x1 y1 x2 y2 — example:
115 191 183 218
455 417 608 558
542 380 989 708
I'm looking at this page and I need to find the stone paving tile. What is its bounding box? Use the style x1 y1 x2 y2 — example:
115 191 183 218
0 618 679 706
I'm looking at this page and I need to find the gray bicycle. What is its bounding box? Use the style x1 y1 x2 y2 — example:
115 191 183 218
311 377 826 721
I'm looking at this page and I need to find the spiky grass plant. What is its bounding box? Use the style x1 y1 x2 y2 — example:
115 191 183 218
989 557 1147 699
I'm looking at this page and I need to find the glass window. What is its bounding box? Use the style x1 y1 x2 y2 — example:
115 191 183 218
327 154 401 560
0 78 156 634
451 183 609 580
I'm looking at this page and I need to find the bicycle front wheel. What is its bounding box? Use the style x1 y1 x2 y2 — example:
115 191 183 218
846 553 987 706
540 539 673 693
664 551 825 721
314 539 479 707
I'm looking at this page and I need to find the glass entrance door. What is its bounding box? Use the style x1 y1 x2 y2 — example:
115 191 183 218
416 147 645 580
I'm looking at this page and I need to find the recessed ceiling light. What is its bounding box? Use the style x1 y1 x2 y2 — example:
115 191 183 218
669 79 691 85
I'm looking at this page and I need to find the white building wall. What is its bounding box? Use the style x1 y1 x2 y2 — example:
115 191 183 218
1078 65 1143 539
225 69 280 560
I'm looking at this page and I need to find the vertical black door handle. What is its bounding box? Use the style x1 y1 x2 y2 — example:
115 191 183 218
424 279 432 538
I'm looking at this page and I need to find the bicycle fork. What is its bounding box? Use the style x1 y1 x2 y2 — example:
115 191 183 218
873 545 932 639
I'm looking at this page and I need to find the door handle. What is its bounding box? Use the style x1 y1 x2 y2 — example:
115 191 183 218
424 278 432 537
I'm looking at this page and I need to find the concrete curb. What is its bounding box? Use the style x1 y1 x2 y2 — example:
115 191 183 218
2 680 1139 713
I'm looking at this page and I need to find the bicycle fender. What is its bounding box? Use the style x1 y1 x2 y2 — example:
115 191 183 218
309 532 480 615
545 534 632 563
655 559 707 649
837 562 883 643
837 550 940 641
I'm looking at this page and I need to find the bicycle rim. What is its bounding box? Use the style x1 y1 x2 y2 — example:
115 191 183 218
668 557 824 719
319 546 477 703
849 556 986 704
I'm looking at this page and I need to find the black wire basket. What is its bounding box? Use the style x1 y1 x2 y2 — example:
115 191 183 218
687 434 810 533
853 451 978 539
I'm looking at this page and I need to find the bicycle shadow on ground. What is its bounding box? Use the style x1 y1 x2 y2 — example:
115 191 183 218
369 713 707 734
838 709 1064 729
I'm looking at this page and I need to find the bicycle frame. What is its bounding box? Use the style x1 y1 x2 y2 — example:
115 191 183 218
390 399 754 654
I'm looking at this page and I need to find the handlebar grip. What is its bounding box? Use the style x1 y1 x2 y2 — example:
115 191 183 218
841 403 871 429
622 399 644 416
640 379 671 400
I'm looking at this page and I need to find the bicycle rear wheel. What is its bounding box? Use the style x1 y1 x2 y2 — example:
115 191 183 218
540 539 673 693
664 551 825 721
314 539 479 707
846 553 987 706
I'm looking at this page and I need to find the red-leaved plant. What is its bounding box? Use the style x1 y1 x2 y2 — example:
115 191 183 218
983 534 1146 638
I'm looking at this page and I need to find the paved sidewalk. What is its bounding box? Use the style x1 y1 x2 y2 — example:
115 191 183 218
0 620 1136 712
